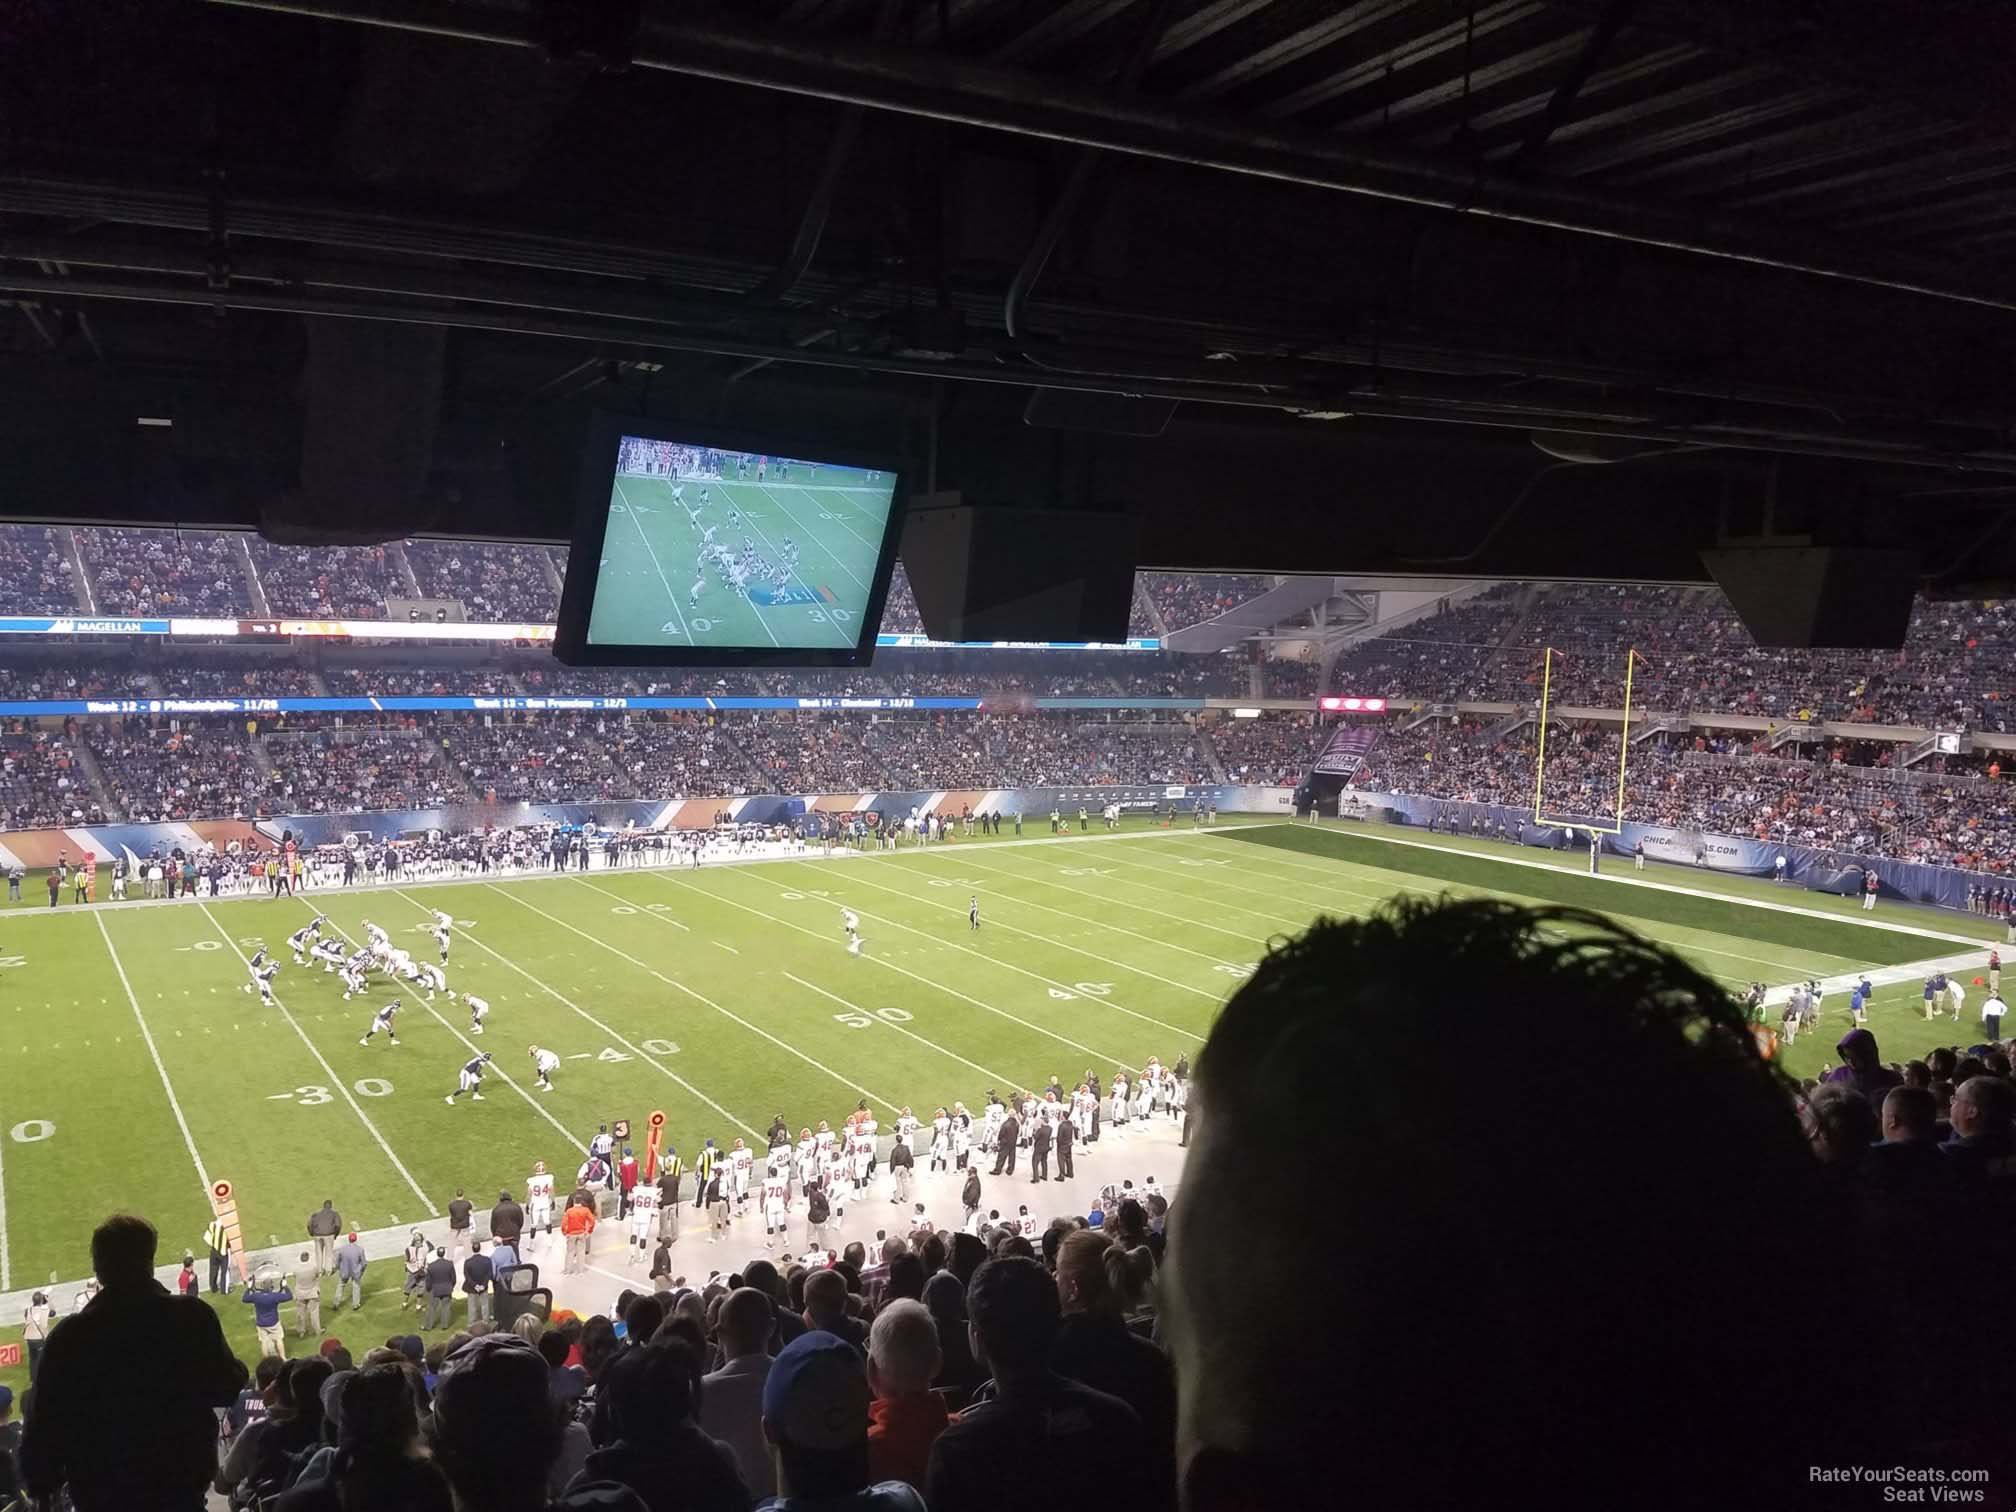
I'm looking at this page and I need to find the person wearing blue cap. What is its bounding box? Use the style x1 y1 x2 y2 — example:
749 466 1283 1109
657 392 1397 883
759 1332 922 1512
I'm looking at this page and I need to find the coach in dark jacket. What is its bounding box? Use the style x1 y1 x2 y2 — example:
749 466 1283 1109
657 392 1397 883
20 1216 247 1512
992 1112 1021 1176
1054 1113 1075 1180
491 1189 525 1245
1029 1117 1052 1183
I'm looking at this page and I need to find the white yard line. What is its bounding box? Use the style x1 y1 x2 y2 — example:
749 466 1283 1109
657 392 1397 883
311 900 588 1155
614 478 707 647
1155 835 1851 977
782 480 883 553
717 484 854 648
197 902 435 1212
780 862 1213 1038
1230 824 1989 947
644 867 1144 1072
399 887 765 1142
544 878 902 1116
97 913 213 1195
759 484 871 591
904 847 1274 954
783 972 1012 1086
833 856 1240 999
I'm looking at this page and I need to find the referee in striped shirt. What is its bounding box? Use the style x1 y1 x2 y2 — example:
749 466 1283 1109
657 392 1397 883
692 1139 718 1210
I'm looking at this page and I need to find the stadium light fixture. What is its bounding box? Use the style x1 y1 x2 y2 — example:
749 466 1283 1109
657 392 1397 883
135 416 173 427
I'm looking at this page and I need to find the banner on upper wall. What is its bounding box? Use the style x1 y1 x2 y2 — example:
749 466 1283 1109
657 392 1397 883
1311 724 1382 778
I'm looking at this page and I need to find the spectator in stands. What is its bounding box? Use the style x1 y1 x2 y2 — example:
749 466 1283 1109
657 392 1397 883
1051 1229 1175 1503
801 1268 866 1351
761 1331 922 1512
700 1287 776 1497
926 1256 1151 1512
863 1298 948 1490
1824 1027 1904 1104
570 1337 748 1512
1941 1073 2016 1185
19 1214 248 1512
428 1334 645 1512
273 1361 450 1512
1163 896 1874 1511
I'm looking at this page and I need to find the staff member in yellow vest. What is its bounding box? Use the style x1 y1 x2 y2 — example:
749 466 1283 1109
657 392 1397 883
693 1138 719 1210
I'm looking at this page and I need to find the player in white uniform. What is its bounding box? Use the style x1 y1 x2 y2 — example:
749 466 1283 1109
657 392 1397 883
842 908 861 956
728 1138 755 1210
364 921 390 956
445 1050 491 1103
432 913 453 964
627 1183 659 1263
526 1162 556 1242
359 1000 401 1046
893 1107 921 1156
400 956 450 1000
466 994 490 1035
849 1122 874 1196
951 1103 972 1169
929 1108 951 1173
762 1158 791 1248
795 1129 817 1193
529 1044 560 1091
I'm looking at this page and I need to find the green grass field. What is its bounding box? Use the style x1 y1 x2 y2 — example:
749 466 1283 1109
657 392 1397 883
593 467 892 650
0 813 2003 1387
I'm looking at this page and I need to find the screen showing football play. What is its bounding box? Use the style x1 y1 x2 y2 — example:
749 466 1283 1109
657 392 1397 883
576 432 901 659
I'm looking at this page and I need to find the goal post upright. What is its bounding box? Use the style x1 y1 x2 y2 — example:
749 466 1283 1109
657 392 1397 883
1533 644 1634 836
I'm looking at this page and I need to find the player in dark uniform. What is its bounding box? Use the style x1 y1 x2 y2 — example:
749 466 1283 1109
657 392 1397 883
446 1051 492 1104
360 1000 402 1046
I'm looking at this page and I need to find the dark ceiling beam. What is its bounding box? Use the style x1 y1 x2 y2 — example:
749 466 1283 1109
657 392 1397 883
1510 0 1636 172
196 0 2016 319
3 268 2015 475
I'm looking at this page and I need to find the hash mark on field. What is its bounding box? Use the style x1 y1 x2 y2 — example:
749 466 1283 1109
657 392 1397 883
713 942 740 955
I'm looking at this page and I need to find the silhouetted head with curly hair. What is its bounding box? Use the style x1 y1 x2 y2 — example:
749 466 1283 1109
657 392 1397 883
1165 895 1854 1512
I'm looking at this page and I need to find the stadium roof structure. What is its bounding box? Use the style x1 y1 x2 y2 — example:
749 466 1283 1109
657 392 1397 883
1 0 2014 606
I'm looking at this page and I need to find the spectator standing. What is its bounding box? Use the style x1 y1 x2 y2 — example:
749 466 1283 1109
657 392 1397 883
19 1215 248 1512
292 1248 323 1338
761 1332 924 1512
925 1257 1150 1512
244 1273 294 1359
447 1189 473 1261
865 1299 949 1491
1051 1231 1176 1506
307 1202 341 1272
334 1230 367 1310
700 1287 777 1497
463 1239 493 1326
423 1248 458 1330
22 1291 55 1383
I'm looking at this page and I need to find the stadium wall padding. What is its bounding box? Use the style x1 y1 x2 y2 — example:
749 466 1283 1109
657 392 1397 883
1348 789 2003 913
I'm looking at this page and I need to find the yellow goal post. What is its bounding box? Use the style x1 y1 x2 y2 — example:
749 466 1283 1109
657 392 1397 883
1531 645 1639 835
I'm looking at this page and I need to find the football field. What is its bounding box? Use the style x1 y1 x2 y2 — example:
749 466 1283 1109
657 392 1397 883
0 816 2001 1379
595 470 888 649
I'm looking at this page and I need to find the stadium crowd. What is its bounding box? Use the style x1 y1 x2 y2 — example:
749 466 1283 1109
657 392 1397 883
264 731 466 813
1136 572 1272 631
0 731 104 828
404 539 562 623
76 526 253 617
0 525 83 616
86 722 264 824
1205 713 1317 786
1359 717 2016 870
248 541 398 620
157 662 324 698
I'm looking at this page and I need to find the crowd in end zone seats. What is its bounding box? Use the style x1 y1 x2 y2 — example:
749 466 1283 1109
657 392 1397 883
404 538 562 623
1359 717 2016 871
1206 713 1318 786
76 526 253 617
